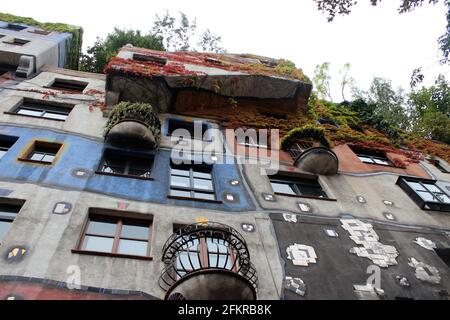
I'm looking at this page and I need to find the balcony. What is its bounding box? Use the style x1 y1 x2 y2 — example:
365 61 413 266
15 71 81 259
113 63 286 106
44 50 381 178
288 140 339 176
159 222 258 300
104 102 161 149
281 126 339 176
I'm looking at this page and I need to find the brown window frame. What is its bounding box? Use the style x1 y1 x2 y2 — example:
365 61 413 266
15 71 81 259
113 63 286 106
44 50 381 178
73 213 153 261
17 140 63 165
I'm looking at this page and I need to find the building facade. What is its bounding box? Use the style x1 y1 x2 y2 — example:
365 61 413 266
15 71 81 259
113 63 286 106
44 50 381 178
0 27 449 300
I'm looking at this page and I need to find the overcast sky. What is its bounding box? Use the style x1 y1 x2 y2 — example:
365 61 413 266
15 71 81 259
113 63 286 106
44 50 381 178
2 0 449 100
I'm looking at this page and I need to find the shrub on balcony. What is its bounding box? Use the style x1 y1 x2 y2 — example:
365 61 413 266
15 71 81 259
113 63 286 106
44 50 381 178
281 124 331 151
105 102 161 146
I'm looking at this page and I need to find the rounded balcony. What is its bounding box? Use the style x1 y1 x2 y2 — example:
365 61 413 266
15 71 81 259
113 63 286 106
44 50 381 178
104 102 161 149
159 222 258 300
281 126 339 176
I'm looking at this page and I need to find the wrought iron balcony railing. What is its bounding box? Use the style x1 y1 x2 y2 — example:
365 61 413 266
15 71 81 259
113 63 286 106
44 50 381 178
158 222 258 298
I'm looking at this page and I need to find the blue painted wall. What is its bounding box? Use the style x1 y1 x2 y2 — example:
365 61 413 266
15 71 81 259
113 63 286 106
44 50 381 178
0 125 255 212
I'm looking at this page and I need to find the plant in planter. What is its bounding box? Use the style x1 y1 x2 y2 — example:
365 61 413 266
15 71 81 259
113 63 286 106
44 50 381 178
280 124 332 151
105 102 161 148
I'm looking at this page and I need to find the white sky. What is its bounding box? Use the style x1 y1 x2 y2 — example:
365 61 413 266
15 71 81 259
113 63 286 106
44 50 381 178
1 0 449 101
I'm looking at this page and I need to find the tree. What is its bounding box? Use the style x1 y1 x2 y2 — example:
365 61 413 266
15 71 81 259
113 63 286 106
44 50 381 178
339 63 355 101
79 29 164 73
409 74 450 142
314 0 449 63
313 62 333 101
151 11 197 52
80 11 226 73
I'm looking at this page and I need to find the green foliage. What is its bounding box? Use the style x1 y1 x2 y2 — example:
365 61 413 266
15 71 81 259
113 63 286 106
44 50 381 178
0 13 83 70
274 59 310 82
79 29 164 73
313 62 333 101
105 102 161 146
281 124 332 150
409 74 450 143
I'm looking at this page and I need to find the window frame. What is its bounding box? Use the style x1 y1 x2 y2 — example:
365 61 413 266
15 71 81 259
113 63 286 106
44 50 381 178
7 99 73 122
73 213 153 260
96 148 155 180
169 163 220 203
46 78 88 93
269 174 333 201
17 140 63 166
396 176 450 212
167 118 211 141
0 200 24 245
0 135 19 160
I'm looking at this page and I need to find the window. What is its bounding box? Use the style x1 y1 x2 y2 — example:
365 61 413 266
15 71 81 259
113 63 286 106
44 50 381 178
12 100 72 121
98 149 154 179
435 248 450 268
3 38 30 46
168 119 208 141
0 136 18 160
397 177 450 212
0 203 23 244
28 29 51 35
289 140 314 159
169 163 216 201
1 24 27 31
133 53 167 65
430 159 449 174
350 146 393 166
48 78 88 92
19 141 62 165
238 134 268 149
78 214 152 258
269 175 328 199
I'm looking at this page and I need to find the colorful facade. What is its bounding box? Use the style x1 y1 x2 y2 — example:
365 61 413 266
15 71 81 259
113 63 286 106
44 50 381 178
0 33 449 300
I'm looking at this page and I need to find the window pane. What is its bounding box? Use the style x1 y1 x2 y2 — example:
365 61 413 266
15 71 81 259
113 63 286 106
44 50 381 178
423 183 442 193
121 223 149 240
435 193 450 204
0 220 13 242
417 191 439 202
171 168 190 177
209 254 232 269
170 189 192 198
177 251 201 270
271 182 296 195
193 171 211 179
17 108 42 117
128 168 151 177
0 149 7 159
194 192 216 201
42 154 55 162
30 152 44 161
373 158 390 165
178 237 200 251
129 158 152 171
193 178 213 191
358 156 374 163
102 165 125 174
87 220 117 236
297 184 327 198
117 239 148 256
43 112 68 120
207 238 228 254
171 176 191 188
408 181 427 191
82 235 114 253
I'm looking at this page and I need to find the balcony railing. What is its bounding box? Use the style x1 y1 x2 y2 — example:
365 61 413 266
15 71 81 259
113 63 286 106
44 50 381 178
159 222 258 300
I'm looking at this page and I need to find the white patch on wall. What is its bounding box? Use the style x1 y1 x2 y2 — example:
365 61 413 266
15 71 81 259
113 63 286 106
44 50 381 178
353 284 385 300
341 219 399 268
286 244 317 266
285 276 306 297
408 257 441 284
413 237 437 251
283 213 297 223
